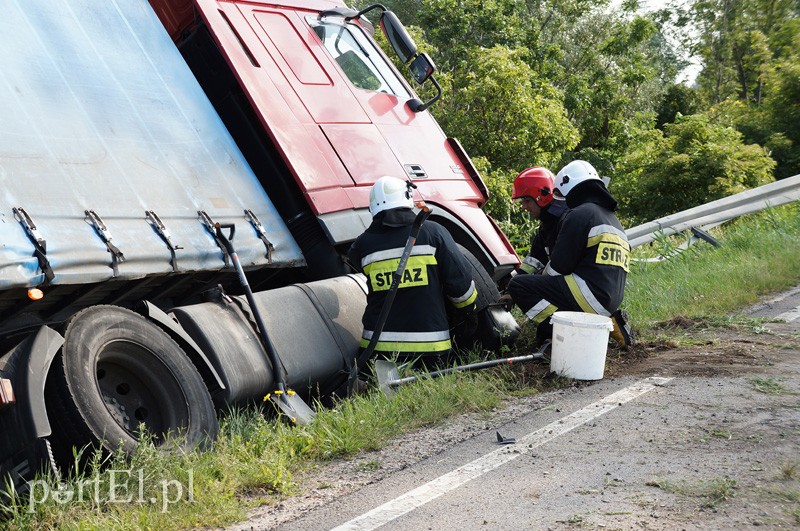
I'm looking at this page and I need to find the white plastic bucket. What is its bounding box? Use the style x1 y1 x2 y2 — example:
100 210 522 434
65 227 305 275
549 311 614 380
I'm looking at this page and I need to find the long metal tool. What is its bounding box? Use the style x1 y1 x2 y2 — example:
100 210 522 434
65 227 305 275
215 223 315 425
348 206 431 393
375 345 549 398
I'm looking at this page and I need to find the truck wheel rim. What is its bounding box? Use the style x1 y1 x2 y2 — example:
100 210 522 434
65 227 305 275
95 339 188 441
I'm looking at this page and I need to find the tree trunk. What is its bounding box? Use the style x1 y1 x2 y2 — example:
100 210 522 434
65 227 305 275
735 58 748 101
755 78 763 105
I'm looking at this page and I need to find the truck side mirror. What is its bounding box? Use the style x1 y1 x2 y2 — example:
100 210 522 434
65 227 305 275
409 53 435 84
379 11 417 64
406 73 442 113
340 5 440 112
342 5 416 61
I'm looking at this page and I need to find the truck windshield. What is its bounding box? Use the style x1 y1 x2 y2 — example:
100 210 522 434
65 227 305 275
309 18 411 98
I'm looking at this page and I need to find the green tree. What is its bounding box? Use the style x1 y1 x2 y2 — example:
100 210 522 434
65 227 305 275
694 14 800 179
359 0 787 225
689 0 799 104
436 45 578 171
400 1 679 172
617 114 775 223
656 83 700 128
766 56 800 177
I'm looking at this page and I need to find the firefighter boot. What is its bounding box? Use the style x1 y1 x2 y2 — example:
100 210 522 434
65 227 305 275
610 309 634 348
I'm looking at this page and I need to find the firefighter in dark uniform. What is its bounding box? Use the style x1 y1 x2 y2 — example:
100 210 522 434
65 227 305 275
348 176 478 370
511 166 566 276
505 160 632 347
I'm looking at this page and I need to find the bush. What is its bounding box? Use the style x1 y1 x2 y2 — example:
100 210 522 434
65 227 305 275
616 113 775 223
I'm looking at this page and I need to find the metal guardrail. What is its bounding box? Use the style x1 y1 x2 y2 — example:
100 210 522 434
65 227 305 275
625 174 800 249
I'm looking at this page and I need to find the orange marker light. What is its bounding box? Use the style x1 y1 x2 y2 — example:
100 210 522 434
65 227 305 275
27 288 44 301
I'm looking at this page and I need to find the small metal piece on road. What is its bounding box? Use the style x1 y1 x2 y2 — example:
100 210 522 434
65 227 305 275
495 431 516 445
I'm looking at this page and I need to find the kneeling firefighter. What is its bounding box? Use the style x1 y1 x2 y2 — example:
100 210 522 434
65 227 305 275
505 160 633 347
347 176 479 374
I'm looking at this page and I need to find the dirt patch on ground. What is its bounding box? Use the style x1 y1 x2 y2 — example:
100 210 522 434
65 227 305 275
605 319 798 378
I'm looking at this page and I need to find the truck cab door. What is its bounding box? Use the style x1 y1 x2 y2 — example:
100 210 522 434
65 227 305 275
194 1 408 195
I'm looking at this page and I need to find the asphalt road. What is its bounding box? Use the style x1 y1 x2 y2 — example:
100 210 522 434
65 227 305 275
269 288 800 530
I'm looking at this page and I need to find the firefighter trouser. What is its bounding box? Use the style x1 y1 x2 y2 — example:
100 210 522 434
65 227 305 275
508 274 614 344
353 346 451 377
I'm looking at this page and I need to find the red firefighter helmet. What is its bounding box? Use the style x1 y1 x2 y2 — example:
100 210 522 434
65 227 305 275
512 167 555 208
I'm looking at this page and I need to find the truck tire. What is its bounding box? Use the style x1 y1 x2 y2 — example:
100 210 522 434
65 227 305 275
456 244 500 310
45 305 218 470
455 245 519 352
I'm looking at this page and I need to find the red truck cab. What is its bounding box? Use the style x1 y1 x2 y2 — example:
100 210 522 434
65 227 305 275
150 0 519 283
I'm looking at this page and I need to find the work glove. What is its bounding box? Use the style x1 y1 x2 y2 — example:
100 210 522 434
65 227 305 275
497 270 517 292
497 292 514 311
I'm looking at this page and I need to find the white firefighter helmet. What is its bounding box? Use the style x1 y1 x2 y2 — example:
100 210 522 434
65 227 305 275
369 176 414 217
554 160 601 198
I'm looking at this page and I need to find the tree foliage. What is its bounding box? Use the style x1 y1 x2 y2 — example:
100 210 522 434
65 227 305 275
353 0 797 226
617 114 775 223
689 0 798 105
436 45 578 170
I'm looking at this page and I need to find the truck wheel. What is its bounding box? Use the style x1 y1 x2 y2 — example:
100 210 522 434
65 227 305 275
45 305 218 470
457 245 500 309
456 245 519 352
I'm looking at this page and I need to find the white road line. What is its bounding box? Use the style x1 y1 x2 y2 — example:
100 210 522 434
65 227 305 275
332 376 673 531
775 305 800 322
757 286 800 306
746 287 800 317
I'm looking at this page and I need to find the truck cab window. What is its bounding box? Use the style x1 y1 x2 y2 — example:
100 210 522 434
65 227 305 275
309 19 410 97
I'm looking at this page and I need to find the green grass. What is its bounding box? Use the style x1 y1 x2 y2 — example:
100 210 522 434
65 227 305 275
0 369 508 530
749 377 794 395
646 477 738 508
2 204 800 530
781 461 800 481
624 204 800 329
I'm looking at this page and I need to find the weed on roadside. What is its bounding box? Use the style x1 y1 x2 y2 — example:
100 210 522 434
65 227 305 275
761 483 800 523
646 477 737 508
697 428 733 442
0 370 510 530
749 377 793 395
625 205 800 328
653 315 772 334
781 461 800 480
355 460 381 472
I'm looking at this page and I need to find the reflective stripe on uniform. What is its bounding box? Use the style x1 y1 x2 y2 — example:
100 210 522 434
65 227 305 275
525 299 558 325
587 227 631 272
586 225 630 250
449 280 477 308
544 262 562 276
587 225 631 272
564 274 610 316
519 255 544 274
360 329 451 352
361 244 438 268
363 330 450 342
